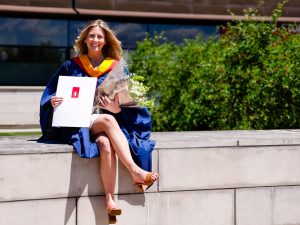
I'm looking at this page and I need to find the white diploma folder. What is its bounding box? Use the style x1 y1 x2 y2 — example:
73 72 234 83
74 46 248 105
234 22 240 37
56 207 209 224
52 76 97 128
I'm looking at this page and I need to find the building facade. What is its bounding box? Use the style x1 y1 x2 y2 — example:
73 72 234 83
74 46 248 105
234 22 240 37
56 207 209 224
0 0 299 86
0 0 299 127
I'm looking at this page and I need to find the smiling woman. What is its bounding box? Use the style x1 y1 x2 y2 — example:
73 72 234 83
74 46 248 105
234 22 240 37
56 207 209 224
39 19 159 224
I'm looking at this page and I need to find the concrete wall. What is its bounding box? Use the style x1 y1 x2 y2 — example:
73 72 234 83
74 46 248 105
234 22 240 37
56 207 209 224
1 130 300 225
0 87 43 128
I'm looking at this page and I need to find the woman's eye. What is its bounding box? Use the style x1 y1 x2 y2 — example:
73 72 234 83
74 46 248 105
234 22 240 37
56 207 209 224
88 34 103 40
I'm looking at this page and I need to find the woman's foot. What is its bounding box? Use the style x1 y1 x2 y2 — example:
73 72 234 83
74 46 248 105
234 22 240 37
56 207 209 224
132 168 159 192
106 195 122 216
106 195 121 224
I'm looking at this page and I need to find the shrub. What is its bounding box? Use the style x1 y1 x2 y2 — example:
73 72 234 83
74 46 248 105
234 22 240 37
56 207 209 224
129 0 300 131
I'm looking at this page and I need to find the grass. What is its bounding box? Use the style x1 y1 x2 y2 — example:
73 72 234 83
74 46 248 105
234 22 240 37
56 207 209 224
0 132 42 137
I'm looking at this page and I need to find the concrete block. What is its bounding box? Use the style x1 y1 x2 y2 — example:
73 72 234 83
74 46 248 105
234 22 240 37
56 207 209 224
16 103 39 113
152 130 300 149
0 136 72 155
0 112 18 124
0 153 103 202
0 148 158 202
0 93 16 104
0 198 76 225
15 91 37 103
273 186 300 225
239 138 300 146
148 192 169 225
152 131 237 148
0 104 16 113
15 112 38 124
77 190 234 225
77 194 149 225
237 130 300 146
159 146 300 191
77 196 107 225
167 189 234 225
0 88 41 125
236 188 272 225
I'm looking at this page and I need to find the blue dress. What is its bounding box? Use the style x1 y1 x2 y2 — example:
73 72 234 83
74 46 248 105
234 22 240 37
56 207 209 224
39 57 156 171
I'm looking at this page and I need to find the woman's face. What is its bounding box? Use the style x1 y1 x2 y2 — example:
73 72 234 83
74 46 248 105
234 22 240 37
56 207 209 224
84 26 106 54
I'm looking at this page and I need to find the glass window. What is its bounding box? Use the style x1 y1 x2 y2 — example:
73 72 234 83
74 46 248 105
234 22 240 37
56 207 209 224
0 46 67 85
0 17 221 86
149 24 218 42
69 20 88 47
109 22 147 49
0 17 68 47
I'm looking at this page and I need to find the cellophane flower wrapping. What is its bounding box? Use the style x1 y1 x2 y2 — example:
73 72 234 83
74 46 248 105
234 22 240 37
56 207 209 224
93 58 154 113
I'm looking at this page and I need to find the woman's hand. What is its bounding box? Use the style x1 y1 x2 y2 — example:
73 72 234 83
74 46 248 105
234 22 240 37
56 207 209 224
50 96 64 108
99 95 121 114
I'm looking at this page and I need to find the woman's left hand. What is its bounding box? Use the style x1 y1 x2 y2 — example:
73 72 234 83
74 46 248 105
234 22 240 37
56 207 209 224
99 94 121 114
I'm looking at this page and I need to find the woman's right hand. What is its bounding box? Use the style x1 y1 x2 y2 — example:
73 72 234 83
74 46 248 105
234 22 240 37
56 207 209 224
50 96 64 107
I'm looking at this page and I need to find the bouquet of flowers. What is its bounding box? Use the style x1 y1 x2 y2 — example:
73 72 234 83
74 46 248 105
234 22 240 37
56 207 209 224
93 58 154 113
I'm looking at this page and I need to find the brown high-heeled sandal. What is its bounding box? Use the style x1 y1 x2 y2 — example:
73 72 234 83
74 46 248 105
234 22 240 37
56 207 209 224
135 172 159 192
107 207 122 224
108 214 117 224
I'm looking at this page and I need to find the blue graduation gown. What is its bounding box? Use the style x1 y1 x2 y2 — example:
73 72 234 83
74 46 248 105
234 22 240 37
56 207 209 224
39 58 156 172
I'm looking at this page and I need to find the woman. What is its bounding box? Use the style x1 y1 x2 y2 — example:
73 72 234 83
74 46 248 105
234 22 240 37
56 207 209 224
39 19 159 224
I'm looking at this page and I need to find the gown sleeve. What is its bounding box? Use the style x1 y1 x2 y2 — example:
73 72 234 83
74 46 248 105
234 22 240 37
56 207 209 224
39 61 68 141
39 60 99 158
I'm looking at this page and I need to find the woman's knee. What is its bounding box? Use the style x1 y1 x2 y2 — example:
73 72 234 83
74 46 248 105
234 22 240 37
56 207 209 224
99 114 119 129
95 135 111 154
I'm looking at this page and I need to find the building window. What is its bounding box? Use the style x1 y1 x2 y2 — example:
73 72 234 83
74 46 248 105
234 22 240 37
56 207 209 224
0 17 68 46
0 17 219 86
148 24 218 42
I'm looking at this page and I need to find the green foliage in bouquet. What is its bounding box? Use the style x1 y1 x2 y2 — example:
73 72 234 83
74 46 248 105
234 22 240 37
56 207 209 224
127 74 155 108
130 0 300 131
94 58 155 108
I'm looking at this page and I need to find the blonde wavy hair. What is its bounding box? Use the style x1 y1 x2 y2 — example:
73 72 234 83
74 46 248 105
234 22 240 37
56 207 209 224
73 19 122 60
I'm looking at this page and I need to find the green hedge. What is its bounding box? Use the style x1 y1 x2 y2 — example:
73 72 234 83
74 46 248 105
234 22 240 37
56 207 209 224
129 1 300 131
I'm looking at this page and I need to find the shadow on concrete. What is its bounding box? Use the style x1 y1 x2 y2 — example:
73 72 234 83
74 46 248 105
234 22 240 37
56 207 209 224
63 153 146 225
64 153 102 225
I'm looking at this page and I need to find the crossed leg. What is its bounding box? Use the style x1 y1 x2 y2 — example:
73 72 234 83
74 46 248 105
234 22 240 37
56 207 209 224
90 114 159 216
91 114 159 184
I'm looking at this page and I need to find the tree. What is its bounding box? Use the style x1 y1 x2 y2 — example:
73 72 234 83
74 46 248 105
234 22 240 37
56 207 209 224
130 0 300 131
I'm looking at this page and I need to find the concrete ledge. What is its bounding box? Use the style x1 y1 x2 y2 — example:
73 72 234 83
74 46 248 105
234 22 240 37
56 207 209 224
0 150 158 202
153 130 300 148
2 129 300 155
1 130 300 225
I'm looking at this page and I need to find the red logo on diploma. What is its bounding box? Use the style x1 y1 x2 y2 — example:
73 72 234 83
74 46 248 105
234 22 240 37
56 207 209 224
71 87 80 98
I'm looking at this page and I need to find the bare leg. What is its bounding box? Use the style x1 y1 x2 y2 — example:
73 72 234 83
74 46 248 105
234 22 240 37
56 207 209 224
91 114 158 183
95 133 120 211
